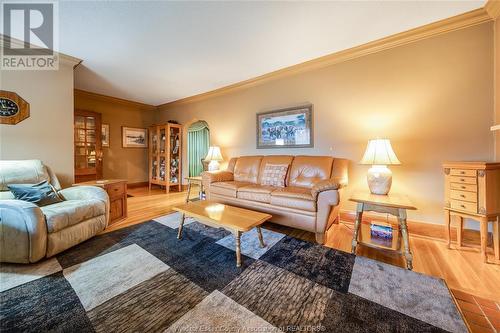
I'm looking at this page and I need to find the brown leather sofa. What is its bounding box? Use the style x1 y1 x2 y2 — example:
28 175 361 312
202 155 348 244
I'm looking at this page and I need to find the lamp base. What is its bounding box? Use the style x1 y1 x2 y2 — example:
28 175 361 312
208 160 220 171
367 165 392 195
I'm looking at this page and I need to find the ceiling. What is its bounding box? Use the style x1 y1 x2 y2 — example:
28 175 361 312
57 1 485 106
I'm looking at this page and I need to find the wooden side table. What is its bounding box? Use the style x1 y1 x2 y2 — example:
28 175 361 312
185 176 204 203
74 179 128 226
350 192 417 270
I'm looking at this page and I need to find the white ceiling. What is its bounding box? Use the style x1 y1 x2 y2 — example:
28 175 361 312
57 1 485 106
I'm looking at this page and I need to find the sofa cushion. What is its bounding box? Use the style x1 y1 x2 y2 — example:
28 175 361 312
257 155 294 184
233 156 263 183
211 181 253 198
260 164 288 187
8 181 62 207
271 186 314 201
270 196 316 212
237 185 277 203
270 186 316 212
41 199 106 233
288 156 333 189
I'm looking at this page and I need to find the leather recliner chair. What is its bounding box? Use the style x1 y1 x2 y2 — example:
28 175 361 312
0 160 109 263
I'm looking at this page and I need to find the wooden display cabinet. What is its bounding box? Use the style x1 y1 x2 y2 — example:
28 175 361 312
149 123 182 193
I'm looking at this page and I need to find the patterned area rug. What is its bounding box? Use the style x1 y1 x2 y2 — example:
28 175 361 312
0 212 467 333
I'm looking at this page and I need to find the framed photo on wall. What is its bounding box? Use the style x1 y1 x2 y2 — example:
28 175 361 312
256 104 313 149
122 126 148 148
102 124 110 147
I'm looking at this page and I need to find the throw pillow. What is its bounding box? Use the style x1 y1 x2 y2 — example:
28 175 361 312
8 181 63 207
261 163 289 187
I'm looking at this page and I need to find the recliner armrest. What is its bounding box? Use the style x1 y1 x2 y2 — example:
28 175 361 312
59 186 110 225
0 199 47 263
311 177 345 200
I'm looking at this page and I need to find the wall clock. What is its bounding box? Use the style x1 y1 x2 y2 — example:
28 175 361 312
0 90 30 125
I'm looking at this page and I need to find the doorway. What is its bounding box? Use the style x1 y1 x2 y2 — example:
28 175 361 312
187 120 210 177
74 110 103 183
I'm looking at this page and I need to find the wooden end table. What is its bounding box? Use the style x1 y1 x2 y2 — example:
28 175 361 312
173 200 272 267
73 179 128 226
349 192 417 270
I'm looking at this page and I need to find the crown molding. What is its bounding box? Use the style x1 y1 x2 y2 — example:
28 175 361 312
74 89 157 111
158 8 491 109
0 34 82 67
485 0 500 19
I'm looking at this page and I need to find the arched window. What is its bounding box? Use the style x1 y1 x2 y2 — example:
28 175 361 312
187 121 210 176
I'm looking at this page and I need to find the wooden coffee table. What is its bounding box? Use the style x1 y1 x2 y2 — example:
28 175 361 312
173 200 272 267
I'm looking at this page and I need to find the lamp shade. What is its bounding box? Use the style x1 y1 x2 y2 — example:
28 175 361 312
204 146 223 161
360 139 401 165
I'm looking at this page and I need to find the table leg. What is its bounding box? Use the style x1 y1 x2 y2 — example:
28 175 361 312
480 218 488 263
351 203 364 254
494 217 500 261
177 213 185 239
185 182 192 203
235 231 242 267
257 227 266 248
445 209 451 249
199 182 204 200
399 209 413 270
457 216 463 248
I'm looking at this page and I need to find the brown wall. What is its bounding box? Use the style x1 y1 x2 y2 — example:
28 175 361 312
74 93 155 184
158 23 495 225
1 61 77 187
495 19 500 160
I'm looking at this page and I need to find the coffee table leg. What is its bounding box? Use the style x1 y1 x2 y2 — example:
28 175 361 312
235 231 242 267
177 213 185 239
257 227 266 248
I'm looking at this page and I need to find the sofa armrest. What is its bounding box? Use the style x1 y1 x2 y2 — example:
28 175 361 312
201 171 234 184
201 171 234 199
315 188 342 238
311 177 344 200
59 186 110 226
0 200 47 263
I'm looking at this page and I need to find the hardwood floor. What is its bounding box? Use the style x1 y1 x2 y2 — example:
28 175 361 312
105 185 500 327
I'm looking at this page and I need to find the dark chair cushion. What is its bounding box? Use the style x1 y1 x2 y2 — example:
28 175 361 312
8 181 63 207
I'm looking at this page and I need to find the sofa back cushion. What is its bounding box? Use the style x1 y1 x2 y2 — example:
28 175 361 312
257 155 294 184
233 156 263 183
288 156 334 188
0 160 51 192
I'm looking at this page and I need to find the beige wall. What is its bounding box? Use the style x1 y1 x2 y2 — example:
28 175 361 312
74 94 155 183
0 61 76 187
158 23 495 225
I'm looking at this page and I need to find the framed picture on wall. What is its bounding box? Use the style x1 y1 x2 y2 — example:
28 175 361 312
122 126 148 148
256 104 313 149
102 124 110 147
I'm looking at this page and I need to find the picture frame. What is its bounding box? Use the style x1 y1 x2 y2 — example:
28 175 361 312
102 123 110 147
256 104 313 149
122 126 148 148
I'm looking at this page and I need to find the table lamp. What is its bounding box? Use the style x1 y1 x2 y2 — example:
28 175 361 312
205 146 223 171
360 139 401 195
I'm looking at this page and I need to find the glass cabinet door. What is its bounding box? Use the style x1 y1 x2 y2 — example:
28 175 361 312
74 110 102 182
